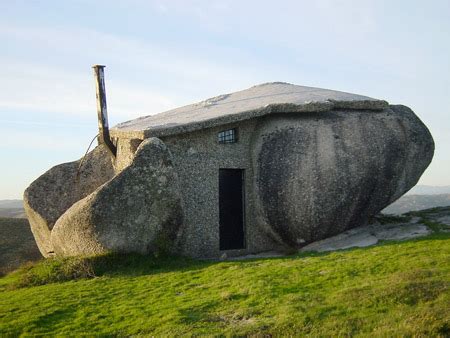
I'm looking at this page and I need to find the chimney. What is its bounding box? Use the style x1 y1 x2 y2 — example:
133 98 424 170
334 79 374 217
93 65 117 157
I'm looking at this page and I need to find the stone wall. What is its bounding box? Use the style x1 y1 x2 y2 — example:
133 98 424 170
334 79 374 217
160 119 282 258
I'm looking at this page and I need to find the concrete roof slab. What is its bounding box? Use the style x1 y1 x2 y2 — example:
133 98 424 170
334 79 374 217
111 82 388 139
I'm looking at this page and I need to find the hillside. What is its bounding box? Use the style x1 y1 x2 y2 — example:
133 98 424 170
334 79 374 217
382 194 450 214
3 189 450 219
0 200 23 209
4 188 450 219
406 185 450 195
0 200 25 218
0 208 449 336
0 218 42 275
0 208 26 218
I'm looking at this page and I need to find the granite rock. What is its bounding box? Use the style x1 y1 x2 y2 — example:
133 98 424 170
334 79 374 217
23 145 115 257
51 138 183 256
253 105 434 247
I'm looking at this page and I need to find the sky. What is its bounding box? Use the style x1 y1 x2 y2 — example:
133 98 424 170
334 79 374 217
1 0 449 199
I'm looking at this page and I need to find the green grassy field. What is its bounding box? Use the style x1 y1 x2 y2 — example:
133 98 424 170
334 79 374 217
0 235 448 336
0 212 449 336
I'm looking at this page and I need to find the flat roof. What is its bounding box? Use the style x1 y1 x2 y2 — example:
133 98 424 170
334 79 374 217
110 82 388 139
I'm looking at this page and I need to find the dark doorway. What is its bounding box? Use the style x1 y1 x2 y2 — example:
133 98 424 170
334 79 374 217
219 169 245 250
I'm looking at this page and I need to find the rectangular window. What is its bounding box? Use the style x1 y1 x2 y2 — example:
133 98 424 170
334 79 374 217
218 128 237 144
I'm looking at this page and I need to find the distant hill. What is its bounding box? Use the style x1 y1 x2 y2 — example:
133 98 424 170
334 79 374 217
0 217 42 275
0 199 23 209
0 200 25 218
383 194 450 214
2 187 450 218
405 185 450 195
0 208 26 218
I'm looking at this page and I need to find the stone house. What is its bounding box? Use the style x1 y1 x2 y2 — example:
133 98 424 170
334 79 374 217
24 82 434 259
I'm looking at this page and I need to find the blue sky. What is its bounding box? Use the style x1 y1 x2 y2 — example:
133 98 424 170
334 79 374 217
1 0 449 199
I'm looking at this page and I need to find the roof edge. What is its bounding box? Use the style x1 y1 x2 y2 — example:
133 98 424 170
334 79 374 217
110 99 389 140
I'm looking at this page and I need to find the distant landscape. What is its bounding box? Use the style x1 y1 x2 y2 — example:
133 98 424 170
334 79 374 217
383 185 450 214
0 217 41 275
405 185 450 195
0 200 25 218
2 185 450 219
382 194 450 214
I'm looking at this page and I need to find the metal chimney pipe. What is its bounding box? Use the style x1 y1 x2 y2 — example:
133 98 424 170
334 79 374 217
93 65 117 157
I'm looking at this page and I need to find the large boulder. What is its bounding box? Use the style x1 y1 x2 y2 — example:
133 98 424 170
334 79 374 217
23 145 115 257
51 138 183 256
253 105 434 248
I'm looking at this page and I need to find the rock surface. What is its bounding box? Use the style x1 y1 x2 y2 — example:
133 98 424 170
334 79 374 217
51 138 183 256
300 221 431 252
23 145 115 257
300 207 450 252
253 105 434 248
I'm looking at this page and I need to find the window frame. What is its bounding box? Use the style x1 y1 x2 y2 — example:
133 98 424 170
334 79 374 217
217 128 238 144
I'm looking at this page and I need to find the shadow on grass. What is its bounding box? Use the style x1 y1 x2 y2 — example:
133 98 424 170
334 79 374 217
177 300 222 324
32 308 78 332
4 253 215 289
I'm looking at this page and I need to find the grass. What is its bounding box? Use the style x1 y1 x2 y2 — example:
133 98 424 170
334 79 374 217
0 212 449 336
406 205 450 217
375 213 412 224
1 236 449 336
406 206 450 233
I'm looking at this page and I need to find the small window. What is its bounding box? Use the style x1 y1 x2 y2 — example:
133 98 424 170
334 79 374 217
218 128 237 144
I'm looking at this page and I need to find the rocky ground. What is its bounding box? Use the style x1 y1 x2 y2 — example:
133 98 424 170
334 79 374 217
301 207 450 252
232 206 450 260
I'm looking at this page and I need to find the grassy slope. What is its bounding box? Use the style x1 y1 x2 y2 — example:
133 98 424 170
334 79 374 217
0 233 449 336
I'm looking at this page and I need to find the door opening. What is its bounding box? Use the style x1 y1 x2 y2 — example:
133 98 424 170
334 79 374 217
219 169 245 250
